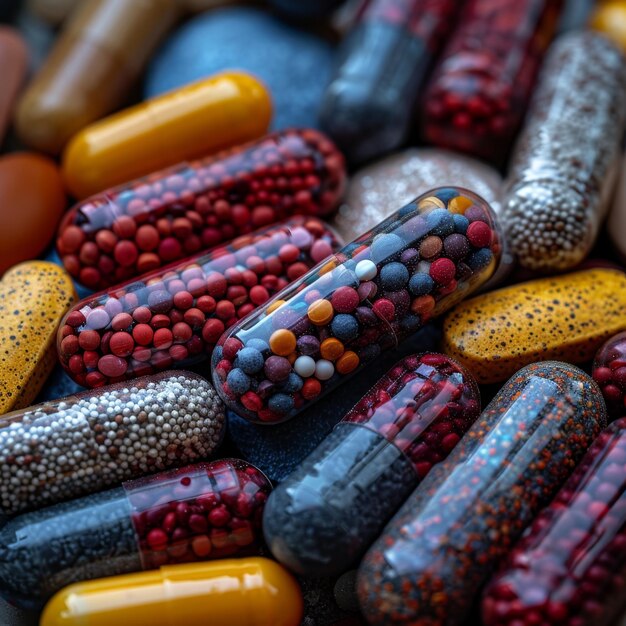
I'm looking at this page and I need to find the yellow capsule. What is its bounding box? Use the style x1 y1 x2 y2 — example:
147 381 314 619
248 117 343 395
62 71 272 198
442 269 626 384
40 558 303 626
0 261 76 413
590 1 626 53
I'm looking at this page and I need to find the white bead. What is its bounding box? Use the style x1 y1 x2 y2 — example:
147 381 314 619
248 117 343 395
315 359 335 381
355 260 377 281
294 355 316 378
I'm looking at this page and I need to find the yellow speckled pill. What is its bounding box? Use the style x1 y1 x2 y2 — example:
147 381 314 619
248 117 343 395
442 269 626 384
0 262 76 413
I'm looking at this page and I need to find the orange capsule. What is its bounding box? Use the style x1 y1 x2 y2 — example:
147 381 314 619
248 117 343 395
62 71 272 198
269 329 297 356
307 299 334 325
0 27 27 144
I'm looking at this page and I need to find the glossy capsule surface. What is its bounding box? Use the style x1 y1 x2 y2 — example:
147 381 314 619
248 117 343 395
62 71 272 198
212 187 502 424
0 459 271 609
41 558 303 626
422 0 563 163
15 0 180 155
501 31 626 271
319 0 457 163
57 217 342 387
357 362 606 626
57 129 346 289
263 353 480 576
483 418 626 626
0 372 224 516
593 331 626 421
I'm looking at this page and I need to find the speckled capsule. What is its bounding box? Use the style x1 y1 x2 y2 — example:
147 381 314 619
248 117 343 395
357 362 606 626
0 262 76 414
442 269 626 384
501 31 626 272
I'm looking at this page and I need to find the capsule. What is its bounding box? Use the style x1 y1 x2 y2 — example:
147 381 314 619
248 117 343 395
41 557 303 626
15 0 181 155
443 269 626 384
592 331 626 422
0 458 271 609
56 129 346 289
263 353 480 577
57 218 342 387
608 153 626 261
0 27 27 144
482 418 626 626
0 372 225 516
422 0 563 163
212 187 502 424
357 362 607 626
319 0 457 163
26 0 80 26
501 31 626 272
0 262 76 414
62 71 272 199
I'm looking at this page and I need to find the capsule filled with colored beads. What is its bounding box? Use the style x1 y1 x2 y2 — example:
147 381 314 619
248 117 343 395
212 187 502 425
56 129 346 289
501 31 626 272
0 458 271 610
422 0 563 163
0 372 225 516
357 362 606 626
482 417 626 626
57 217 342 387
592 331 626 421
319 0 457 164
263 353 480 577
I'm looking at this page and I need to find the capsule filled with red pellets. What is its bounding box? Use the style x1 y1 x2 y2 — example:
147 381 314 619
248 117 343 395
56 128 346 290
481 417 626 626
262 353 480 577
422 0 563 163
212 186 502 425
592 331 626 422
0 458 271 610
319 0 457 164
57 217 342 388
357 362 606 626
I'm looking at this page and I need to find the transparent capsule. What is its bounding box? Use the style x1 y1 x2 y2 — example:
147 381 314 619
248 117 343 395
482 418 626 626
0 372 224 516
0 459 271 610
357 362 606 626
319 0 457 163
212 187 502 424
57 217 342 387
422 0 563 163
56 129 346 289
263 353 480 576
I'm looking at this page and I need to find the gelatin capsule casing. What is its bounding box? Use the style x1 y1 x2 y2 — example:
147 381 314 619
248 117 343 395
57 217 343 387
483 418 626 626
40 557 303 626
0 27 27 144
0 262 76 414
320 0 457 164
422 0 563 163
0 459 271 610
357 362 607 626
593 331 626 421
442 268 626 385
15 0 181 155
212 186 502 425
262 353 480 577
501 31 626 272
0 372 225 516
56 129 346 289
62 71 272 199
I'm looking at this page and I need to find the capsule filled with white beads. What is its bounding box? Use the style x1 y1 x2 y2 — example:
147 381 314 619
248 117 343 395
502 31 626 272
0 371 225 516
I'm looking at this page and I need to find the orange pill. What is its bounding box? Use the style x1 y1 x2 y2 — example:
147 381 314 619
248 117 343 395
269 329 297 356
0 153 67 274
267 299 286 314
0 27 27 144
320 338 345 361
336 351 359 375
448 195 474 214
308 299 334 325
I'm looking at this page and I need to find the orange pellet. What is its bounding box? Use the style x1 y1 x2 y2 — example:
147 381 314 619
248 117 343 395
411 295 436 317
336 351 359 374
308 299 334 325
320 338 345 361
267 299 286 314
269 329 297 356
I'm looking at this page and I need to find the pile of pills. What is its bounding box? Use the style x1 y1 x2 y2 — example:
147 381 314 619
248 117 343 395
57 217 341 387
56 128 346 289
